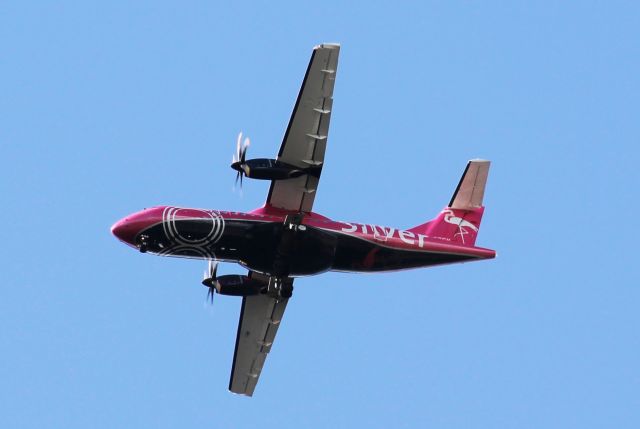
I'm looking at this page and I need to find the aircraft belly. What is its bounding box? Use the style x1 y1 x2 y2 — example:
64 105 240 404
285 226 337 276
237 223 337 276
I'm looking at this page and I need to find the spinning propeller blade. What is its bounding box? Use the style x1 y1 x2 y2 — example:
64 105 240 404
202 260 219 305
232 132 250 190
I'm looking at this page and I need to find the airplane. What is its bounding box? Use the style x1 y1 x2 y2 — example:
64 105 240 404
111 43 496 396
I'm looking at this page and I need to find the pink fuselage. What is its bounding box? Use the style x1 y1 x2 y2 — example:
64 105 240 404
111 206 495 277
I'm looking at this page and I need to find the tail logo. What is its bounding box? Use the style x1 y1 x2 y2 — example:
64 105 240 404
443 209 478 244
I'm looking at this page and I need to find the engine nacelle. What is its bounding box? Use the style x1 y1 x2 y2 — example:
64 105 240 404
232 158 321 181
203 274 263 296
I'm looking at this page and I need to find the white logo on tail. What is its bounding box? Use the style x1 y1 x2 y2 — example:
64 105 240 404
443 209 478 244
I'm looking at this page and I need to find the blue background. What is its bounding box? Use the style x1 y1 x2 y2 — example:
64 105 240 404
1 1 638 427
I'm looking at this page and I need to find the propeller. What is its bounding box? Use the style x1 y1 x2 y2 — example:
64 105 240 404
231 132 250 188
202 260 219 304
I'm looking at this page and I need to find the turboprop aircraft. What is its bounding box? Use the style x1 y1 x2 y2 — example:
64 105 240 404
111 44 495 396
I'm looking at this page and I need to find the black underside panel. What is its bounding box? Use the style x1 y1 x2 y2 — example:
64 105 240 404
331 233 476 272
138 219 477 274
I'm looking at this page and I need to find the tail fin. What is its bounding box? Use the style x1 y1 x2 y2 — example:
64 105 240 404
409 160 490 246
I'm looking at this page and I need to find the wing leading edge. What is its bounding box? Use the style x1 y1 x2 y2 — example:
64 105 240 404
267 43 340 213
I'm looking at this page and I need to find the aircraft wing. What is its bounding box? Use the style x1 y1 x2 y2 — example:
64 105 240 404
266 43 340 213
228 275 292 396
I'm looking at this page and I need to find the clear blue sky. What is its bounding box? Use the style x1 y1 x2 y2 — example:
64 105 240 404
1 1 638 427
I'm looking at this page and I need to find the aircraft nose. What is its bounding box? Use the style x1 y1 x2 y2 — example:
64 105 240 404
111 206 166 249
111 217 137 244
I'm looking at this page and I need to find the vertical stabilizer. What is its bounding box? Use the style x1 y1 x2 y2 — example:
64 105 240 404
449 159 490 209
409 160 490 246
